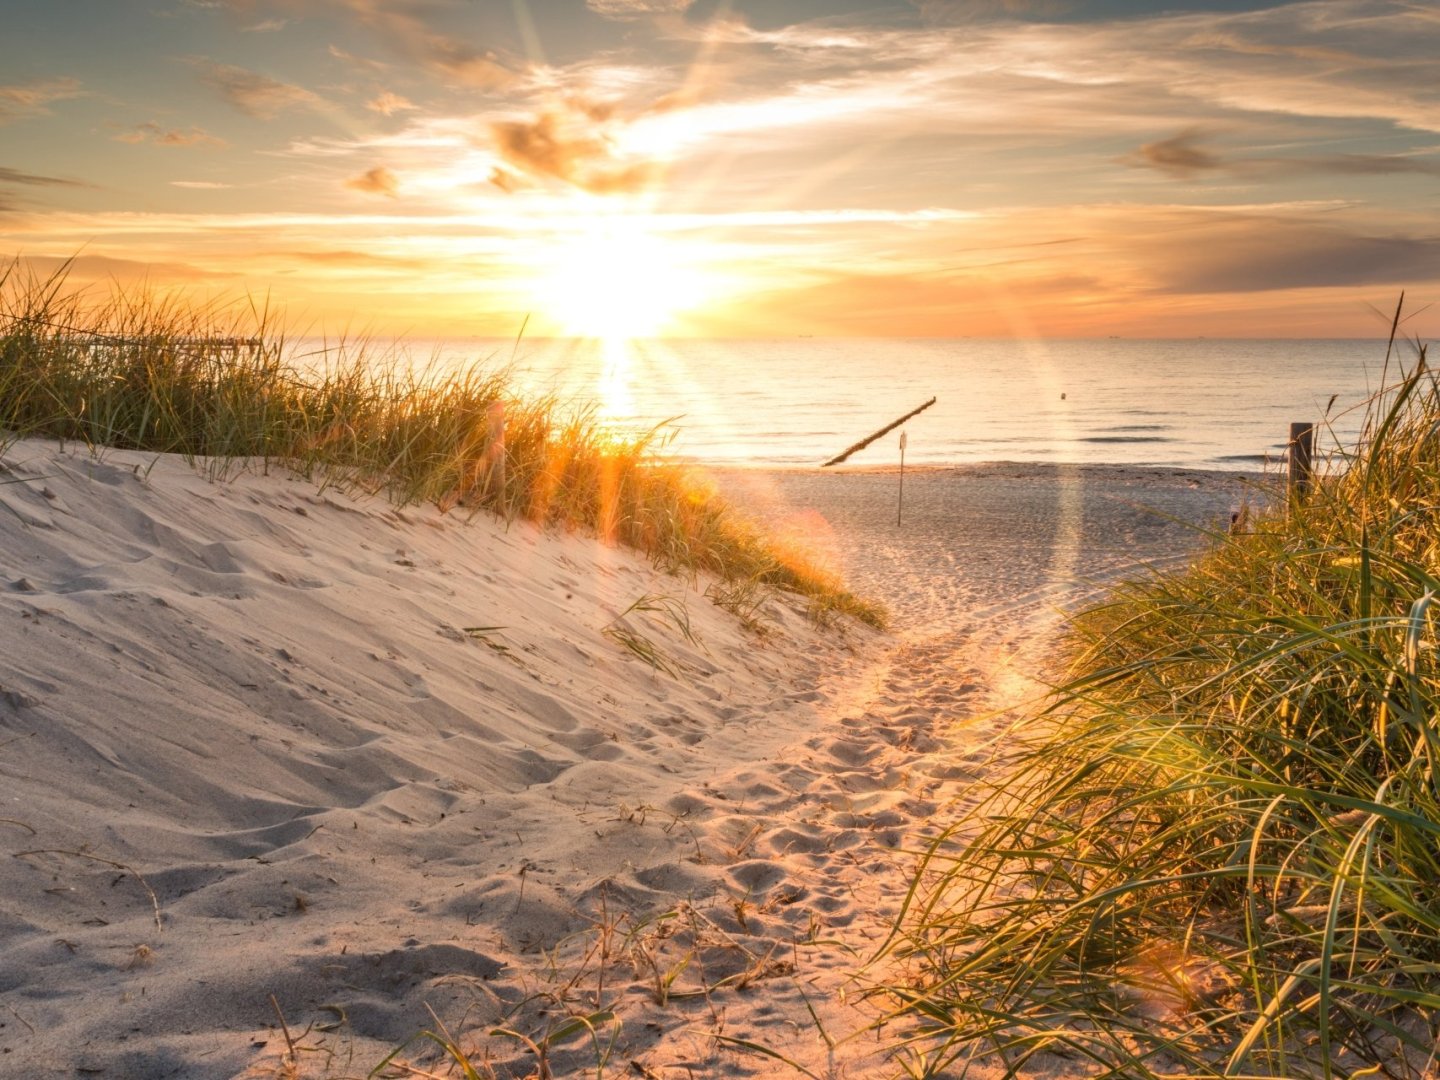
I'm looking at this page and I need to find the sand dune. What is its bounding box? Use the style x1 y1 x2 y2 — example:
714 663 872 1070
0 439 1252 1078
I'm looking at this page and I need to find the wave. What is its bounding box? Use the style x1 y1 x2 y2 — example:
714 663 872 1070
1077 436 1175 444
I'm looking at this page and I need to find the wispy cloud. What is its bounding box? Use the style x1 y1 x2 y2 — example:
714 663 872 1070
653 207 980 231
226 0 517 89
1306 154 1440 177
243 17 288 30
659 1 1440 145
1125 128 1440 181
0 77 84 124
0 166 90 188
949 200 1440 299
13 253 235 283
197 61 324 118
113 122 226 147
274 248 426 268
344 165 399 197
913 0 1076 19
1037 2 1440 135
586 0 696 18
170 180 234 188
1138 214 1440 294
366 91 416 116
327 43 388 73
2 204 976 240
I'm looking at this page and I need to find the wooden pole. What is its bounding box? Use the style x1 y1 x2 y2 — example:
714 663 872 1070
1288 421 1315 501
822 397 936 467
897 430 907 526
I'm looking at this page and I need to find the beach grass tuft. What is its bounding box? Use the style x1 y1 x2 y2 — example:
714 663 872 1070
0 261 883 629
881 321 1440 1077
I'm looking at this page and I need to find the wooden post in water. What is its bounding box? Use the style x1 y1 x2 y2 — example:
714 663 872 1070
1288 421 1315 501
897 430 907 526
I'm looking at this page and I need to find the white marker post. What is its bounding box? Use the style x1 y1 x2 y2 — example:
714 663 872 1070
487 401 507 503
897 430 908 526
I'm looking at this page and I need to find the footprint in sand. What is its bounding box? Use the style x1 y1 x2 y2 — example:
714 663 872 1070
726 858 788 894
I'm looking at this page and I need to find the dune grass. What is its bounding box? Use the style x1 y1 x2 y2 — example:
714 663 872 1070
881 323 1440 1077
0 262 883 629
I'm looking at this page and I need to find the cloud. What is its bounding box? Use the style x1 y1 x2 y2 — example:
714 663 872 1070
489 107 656 194
1125 128 1440 181
1009 202 1440 297
198 62 324 118
411 35 513 90
586 0 695 17
911 0 1076 21
1125 128 1223 178
225 1 516 89
328 44 389 73
243 17 288 30
488 167 526 193
0 77 84 124
366 91 416 116
0 166 89 188
171 180 234 188
1277 154 1440 179
1122 3 1440 135
274 248 425 268
690 265 1097 337
11 254 235 283
113 122 226 147
1147 218 1440 294
672 1 1440 148
344 165 399 197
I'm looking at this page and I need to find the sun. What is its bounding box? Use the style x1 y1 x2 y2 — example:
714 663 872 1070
532 215 709 339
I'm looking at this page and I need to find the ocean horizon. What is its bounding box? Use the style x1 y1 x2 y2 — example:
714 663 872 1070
341 335 1415 471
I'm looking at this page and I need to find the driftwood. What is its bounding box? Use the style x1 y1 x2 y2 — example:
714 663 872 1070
821 397 936 467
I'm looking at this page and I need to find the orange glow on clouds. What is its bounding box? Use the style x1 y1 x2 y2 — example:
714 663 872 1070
1 1 1438 338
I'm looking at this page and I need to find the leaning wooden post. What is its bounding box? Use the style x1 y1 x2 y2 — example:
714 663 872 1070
897 430 907 526
1288 421 1315 503
822 397 936 467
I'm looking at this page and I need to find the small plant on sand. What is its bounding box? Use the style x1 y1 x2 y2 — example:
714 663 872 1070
601 593 700 678
705 575 773 634
0 261 883 629
880 312 1440 1078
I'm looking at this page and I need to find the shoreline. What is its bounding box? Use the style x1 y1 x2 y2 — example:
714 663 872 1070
678 457 1277 477
708 458 1255 633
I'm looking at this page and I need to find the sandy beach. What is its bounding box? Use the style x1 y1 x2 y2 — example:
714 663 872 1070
0 439 1256 1079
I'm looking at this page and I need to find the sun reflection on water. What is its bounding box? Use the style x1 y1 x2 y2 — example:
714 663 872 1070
597 335 635 422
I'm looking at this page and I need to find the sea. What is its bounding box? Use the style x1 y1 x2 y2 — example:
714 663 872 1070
349 337 1422 472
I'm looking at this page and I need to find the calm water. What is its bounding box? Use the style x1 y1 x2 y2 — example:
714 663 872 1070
376 337 1415 471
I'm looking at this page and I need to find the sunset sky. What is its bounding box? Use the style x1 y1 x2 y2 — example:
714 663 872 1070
2 0 1437 338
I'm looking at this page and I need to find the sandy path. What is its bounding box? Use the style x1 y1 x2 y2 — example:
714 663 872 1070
369 464 1255 1079
584 464 1256 1079
0 444 1255 1079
